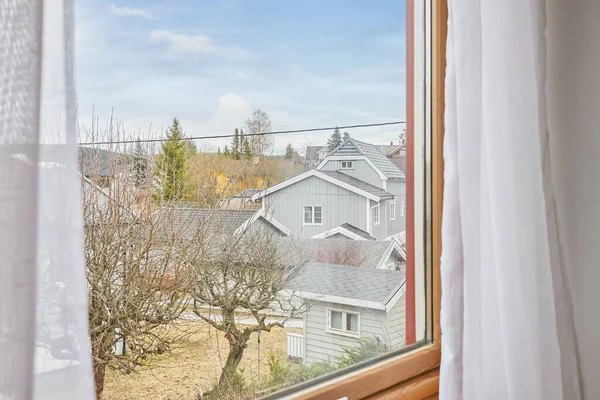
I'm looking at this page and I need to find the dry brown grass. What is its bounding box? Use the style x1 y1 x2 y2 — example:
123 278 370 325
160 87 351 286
103 318 301 400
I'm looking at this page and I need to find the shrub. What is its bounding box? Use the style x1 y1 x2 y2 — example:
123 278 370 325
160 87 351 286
336 337 390 368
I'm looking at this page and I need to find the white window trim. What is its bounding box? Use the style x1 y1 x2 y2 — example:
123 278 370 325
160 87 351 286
372 204 380 226
325 308 361 337
390 201 396 221
303 205 323 226
340 160 354 170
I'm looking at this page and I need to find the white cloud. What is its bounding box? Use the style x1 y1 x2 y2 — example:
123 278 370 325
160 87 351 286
208 93 252 131
149 30 218 55
109 4 154 19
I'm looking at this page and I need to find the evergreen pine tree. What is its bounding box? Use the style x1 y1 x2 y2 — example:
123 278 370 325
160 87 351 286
231 128 241 160
327 127 343 150
217 147 221 154
223 145 230 156
343 131 351 140
155 118 189 201
244 137 252 159
284 143 294 159
132 138 148 187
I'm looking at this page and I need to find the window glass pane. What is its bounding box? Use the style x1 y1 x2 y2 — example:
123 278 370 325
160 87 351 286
304 206 313 223
346 313 359 332
314 206 322 223
74 0 431 397
330 311 343 330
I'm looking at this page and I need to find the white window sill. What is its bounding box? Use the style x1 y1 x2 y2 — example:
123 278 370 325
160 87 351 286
326 328 361 338
303 223 323 226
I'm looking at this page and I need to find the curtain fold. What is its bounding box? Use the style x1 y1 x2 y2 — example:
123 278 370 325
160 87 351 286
1 0 95 398
441 1 583 399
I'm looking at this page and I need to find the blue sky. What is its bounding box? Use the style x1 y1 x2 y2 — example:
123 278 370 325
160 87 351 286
75 0 406 154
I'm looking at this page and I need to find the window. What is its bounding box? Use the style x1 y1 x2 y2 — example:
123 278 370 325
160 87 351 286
326 309 360 336
372 204 380 225
73 0 445 398
303 205 323 225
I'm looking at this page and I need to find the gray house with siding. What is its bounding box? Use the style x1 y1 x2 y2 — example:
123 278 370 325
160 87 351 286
286 263 406 364
252 138 406 240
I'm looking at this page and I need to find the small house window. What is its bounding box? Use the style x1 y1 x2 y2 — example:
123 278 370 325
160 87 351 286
390 201 396 221
341 161 353 169
372 204 380 225
327 309 360 336
400 200 405 218
303 206 323 225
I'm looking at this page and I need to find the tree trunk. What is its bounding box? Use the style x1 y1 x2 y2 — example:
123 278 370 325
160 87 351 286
94 363 106 400
218 342 246 389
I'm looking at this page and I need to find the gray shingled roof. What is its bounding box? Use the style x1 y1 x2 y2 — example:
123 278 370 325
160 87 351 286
305 145 325 161
328 139 405 180
234 189 262 198
79 147 127 177
340 223 377 240
318 170 394 199
374 144 402 155
277 238 397 268
155 208 255 240
288 263 405 304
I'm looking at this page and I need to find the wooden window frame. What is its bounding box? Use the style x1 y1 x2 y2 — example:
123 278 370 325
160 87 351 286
264 1 447 398
390 201 397 221
326 308 361 337
303 205 323 225
341 160 354 169
372 204 381 226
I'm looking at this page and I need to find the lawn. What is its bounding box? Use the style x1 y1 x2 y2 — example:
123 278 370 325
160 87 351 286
103 318 301 400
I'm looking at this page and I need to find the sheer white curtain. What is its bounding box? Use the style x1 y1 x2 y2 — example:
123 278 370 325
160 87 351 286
1 0 94 399
441 0 600 399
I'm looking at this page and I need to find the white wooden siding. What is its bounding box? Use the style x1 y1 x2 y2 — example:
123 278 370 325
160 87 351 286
386 293 406 349
304 301 390 365
318 159 382 188
264 176 368 239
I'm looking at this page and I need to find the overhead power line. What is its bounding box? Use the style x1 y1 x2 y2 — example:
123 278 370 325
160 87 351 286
78 121 406 145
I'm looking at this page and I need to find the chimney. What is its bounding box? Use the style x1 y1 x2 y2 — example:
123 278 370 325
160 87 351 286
390 141 393 145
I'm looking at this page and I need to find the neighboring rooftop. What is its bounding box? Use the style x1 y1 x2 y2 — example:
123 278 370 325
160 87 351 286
304 145 325 161
155 208 255 240
326 138 406 179
318 170 394 199
374 143 403 156
288 262 405 304
233 189 262 198
276 237 403 269
339 223 377 240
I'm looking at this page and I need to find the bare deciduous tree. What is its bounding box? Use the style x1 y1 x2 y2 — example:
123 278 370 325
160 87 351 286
245 109 273 156
183 228 305 391
82 133 192 400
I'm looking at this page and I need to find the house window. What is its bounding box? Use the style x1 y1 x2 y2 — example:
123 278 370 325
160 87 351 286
390 201 396 221
401 200 405 217
372 204 380 225
303 206 323 225
326 309 360 336
341 160 353 169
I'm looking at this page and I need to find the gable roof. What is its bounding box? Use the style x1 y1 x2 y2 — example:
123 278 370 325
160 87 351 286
311 223 376 241
233 189 262 198
276 237 404 269
155 208 255 240
287 263 405 311
323 138 405 180
251 169 394 202
305 146 324 161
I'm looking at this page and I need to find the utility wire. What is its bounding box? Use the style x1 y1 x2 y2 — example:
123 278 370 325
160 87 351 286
78 121 406 145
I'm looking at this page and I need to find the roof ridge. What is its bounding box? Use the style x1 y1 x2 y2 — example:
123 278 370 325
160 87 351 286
319 170 393 194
